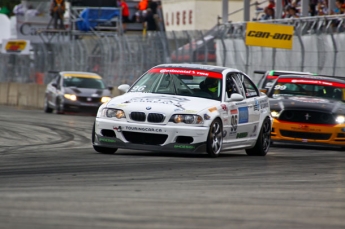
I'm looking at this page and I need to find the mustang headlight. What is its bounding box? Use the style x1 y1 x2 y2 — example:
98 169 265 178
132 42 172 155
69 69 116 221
271 111 280 118
101 108 126 119
101 96 111 103
64 94 77 101
335 115 345 124
170 114 204 124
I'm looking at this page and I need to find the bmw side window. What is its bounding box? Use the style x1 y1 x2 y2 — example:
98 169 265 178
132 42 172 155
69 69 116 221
225 74 240 98
239 74 259 98
232 74 246 97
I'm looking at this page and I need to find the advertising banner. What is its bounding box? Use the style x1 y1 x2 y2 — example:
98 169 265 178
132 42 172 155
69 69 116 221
245 22 294 49
1 39 31 55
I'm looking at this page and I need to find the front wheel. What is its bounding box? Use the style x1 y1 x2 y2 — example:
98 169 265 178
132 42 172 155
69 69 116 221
92 122 118 154
44 97 53 113
206 118 223 157
246 117 271 156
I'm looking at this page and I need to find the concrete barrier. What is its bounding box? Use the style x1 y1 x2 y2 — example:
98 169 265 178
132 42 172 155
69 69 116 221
0 83 122 109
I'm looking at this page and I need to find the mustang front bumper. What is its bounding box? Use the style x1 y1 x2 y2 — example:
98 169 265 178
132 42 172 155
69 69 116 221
93 118 210 153
271 119 345 147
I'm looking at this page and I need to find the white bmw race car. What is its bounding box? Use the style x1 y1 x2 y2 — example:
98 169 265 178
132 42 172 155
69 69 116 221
92 64 272 157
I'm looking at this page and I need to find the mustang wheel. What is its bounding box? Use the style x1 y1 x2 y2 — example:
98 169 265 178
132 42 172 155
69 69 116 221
246 117 271 156
92 122 118 154
44 97 53 113
206 118 223 157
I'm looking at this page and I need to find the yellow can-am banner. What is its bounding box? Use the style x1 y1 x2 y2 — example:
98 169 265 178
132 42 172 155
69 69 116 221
245 22 294 50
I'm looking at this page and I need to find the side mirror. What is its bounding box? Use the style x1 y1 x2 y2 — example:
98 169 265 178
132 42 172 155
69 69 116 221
118 84 130 93
260 89 268 94
226 93 244 102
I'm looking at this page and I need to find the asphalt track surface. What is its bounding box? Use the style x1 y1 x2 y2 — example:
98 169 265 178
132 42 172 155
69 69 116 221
0 105 344 229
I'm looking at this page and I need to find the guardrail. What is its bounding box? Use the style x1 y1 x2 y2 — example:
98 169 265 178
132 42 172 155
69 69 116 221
1 15 344 89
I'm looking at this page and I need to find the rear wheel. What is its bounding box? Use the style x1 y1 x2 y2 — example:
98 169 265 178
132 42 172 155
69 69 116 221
206 118 223 157
246 117 271 156
92 122 118 154
44 97 53 113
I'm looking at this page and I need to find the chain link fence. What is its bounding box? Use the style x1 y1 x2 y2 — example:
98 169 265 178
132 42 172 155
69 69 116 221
1 14 345 86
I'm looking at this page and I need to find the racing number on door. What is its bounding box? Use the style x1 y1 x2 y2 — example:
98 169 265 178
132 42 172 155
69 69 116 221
231 115 238 132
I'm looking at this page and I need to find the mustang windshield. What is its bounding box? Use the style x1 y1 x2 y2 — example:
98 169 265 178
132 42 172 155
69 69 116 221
128 68 223 100
269 78 345 102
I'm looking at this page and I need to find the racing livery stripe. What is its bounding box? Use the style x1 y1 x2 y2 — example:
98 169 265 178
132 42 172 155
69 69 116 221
149 68 223 79
277 78 345 88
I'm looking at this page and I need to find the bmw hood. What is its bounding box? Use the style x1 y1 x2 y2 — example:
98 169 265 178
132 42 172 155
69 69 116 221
106 93 220 113
270 95 345 114
64 87 111 97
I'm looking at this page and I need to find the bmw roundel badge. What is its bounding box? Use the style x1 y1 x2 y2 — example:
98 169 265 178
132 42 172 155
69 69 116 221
146 106 152 110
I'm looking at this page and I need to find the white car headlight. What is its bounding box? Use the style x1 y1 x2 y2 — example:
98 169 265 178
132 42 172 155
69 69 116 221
64 94 77 101
170 114 204 124
101 108 126 119
101 96 111 103
271 111 280 118
335 115 345 124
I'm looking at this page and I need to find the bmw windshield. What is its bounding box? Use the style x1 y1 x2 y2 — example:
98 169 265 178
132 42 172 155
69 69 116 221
128 68 223 101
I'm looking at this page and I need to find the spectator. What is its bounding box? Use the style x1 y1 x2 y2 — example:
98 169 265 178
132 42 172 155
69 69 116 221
120 0 130 32
317 0 329 15
0 6 10 17
135 0 148 22
148 0 160 30
13 3 26 16
260 7 275 20
286 6 300 18
143 8 157 34
50 0 66 29
331 0 345 14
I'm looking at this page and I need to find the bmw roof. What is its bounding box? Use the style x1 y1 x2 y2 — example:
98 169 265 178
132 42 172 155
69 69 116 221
277 74 345 84
153 63 238 73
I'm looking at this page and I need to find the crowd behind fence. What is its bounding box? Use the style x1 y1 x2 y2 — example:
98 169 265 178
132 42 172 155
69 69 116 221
1 14 345 87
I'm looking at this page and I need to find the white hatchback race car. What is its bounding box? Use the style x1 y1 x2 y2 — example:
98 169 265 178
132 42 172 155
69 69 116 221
92 64 272 157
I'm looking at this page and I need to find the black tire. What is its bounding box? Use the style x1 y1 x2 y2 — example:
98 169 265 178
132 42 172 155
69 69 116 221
56 98 64 114
92 122 118 154
44 97 53 113
206 118 223 157
246 117 271 156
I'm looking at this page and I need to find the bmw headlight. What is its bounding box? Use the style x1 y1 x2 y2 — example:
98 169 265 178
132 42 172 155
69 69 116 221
101 108 126 119
64 94 77 101
335 115 345 124
101 96 111 103
170 114 204 124
271 111 280 118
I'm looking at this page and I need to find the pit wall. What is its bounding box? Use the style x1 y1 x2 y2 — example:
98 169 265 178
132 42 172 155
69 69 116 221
0 83 122 109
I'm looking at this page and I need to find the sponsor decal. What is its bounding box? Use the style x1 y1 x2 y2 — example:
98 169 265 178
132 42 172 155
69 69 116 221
260 100 269 109
291 126 321 132
208 107 217 112
99 138 116 143
230 109 238 114
113 126 122 132
125 126 163 132
245 22 294 49
123 96 189 109
238 107 249 124
277 78 345 88
230 114 238 133
236 132 248 139
149 68 223 79
253 99 260 111
235 101 246 105
174 108 184 111
174 145 195 149
289 97 329 103
184 110 197 113
221 104 228 111
274 85 287 90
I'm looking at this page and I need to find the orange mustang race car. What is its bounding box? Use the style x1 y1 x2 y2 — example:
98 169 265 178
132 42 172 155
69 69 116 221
266 74 345 149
